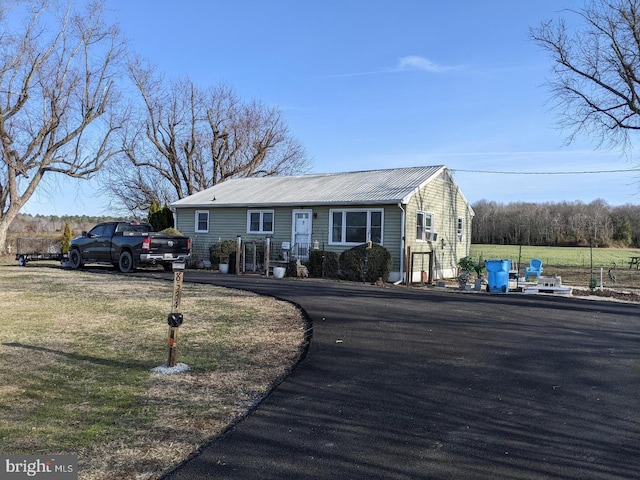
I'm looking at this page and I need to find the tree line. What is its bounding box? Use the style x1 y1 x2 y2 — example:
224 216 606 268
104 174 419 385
471 199 640 247
9 214 127 235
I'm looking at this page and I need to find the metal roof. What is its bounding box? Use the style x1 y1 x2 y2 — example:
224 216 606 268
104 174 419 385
171 165 447 208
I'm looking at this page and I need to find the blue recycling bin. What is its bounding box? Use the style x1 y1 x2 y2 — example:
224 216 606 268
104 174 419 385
485 259 511 293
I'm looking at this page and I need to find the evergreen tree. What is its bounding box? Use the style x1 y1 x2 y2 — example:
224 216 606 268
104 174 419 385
61 222 73 254
148 202 174 231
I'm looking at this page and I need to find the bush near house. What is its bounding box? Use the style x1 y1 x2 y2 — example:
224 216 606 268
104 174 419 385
159 227 184 237
286 259 298 277
306 250 340 278
339 243 392 283
210 239 238 265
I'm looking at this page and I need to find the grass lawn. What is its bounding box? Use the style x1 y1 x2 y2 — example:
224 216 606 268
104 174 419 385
0 260 306 480
470 244 640 267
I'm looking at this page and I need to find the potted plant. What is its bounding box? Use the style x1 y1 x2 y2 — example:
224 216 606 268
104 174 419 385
458 256 485 291
218 257 229 274
210 240 236 273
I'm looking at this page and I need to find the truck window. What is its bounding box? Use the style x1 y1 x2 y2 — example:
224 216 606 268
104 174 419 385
102 223 116 237
116 223 153 234
89 225 105 237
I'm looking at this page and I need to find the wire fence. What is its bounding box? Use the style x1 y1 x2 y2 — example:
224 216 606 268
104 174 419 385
470 245 640 290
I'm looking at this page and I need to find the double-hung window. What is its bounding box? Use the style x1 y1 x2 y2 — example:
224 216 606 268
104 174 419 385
247 210 274 234
330 209 383 245
416 211 434 241
195 210 209 233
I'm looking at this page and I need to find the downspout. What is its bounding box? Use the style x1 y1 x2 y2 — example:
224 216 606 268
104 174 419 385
395 203 406 285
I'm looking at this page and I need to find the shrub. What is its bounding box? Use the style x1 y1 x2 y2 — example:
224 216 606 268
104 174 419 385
159 227 184 236
307 250 340 278
61 222 73 254
339 243 392 283
286 259 298 277
210 239 237 264
458 255 485 277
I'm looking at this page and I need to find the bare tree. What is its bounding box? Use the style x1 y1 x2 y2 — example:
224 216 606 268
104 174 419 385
531 0 640 148
105 61 310 214
0 0 126 252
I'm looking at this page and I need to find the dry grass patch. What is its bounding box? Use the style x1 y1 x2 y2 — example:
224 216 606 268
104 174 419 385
0 263 306 479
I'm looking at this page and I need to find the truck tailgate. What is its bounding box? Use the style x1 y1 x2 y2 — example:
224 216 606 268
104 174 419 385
149 236 190 255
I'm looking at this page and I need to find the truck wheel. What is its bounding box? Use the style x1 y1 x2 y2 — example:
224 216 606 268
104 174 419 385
118 251 134 273
69 249 83 270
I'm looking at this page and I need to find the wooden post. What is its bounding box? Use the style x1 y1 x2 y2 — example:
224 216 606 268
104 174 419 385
167 325 179 367
252 242 257 272
265 238 270 277
167 265 184 367
406 246 411 286
428 252 434 285
236 236 242 275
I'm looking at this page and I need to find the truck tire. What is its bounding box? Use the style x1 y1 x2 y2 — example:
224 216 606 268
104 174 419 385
118 250 134 273
69 249 83 270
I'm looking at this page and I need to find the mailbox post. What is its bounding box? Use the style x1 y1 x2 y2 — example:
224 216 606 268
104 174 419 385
167 261 185 367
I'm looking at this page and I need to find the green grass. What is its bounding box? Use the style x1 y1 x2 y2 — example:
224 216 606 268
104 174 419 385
470 244 640 268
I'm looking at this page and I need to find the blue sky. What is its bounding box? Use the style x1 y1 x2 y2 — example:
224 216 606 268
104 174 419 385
23 0 640 216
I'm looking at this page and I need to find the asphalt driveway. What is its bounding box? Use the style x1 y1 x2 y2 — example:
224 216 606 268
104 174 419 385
158 273 640 480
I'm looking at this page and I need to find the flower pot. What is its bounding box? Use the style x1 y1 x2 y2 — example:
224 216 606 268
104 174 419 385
273 266 286 278
219 263 229 274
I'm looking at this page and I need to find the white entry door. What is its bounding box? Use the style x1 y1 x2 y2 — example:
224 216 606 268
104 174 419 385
292 210 312 260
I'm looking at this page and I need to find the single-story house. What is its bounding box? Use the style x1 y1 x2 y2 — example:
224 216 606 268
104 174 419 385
171 165 474 283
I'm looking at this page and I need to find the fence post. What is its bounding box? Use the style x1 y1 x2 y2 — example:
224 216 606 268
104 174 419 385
236 236 242 275
265 238 270 277
406 246 411 286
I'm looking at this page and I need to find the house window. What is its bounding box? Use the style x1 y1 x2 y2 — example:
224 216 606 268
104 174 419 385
247 210 274 234
330 209 383 245
416 211 434 241
457 217 465 241
195 210 209 233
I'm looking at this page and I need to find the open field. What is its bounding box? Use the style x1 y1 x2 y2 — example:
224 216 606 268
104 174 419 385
0 259 306 480
470 244 640 289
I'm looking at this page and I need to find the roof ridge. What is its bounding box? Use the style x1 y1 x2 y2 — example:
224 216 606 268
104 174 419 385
299 164 445 177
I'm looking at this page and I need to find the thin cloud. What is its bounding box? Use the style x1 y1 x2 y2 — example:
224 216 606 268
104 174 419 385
317 55 461 79
396 55 460 73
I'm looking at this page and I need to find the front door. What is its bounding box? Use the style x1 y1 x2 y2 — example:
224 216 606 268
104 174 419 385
292 210 312 260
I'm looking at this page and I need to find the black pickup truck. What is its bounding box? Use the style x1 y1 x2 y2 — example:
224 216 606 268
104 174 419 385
68 221 190 273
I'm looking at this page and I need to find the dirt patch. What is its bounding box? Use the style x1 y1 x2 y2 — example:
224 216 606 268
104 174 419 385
571 287 640 303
